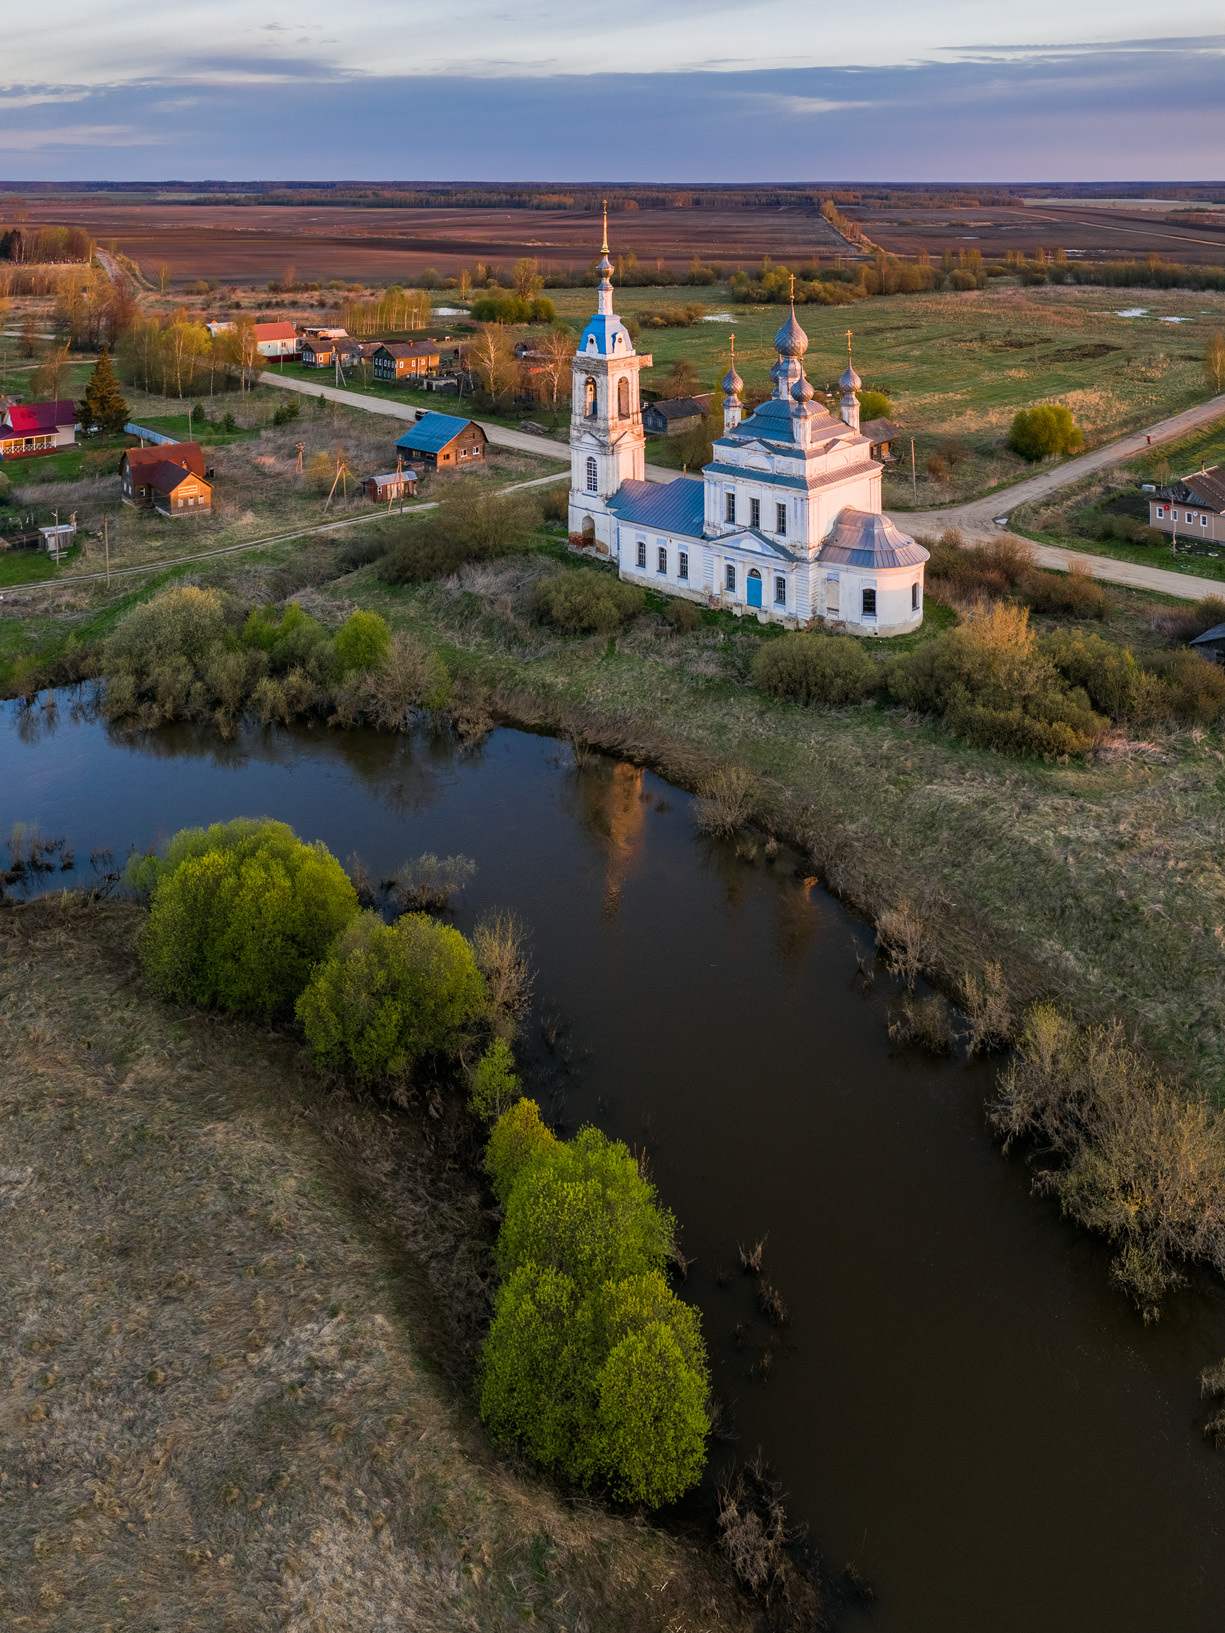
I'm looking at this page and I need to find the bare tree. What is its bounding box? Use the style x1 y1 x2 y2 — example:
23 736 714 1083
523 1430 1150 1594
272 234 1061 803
157 263 171 293
536 327 576 426
1206 332 1225 395
471 322 513 405
511 257 543 300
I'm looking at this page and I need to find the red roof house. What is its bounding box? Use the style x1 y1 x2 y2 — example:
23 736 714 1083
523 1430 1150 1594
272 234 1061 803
120 442 211 514
253 321 300 359
0 400 77 459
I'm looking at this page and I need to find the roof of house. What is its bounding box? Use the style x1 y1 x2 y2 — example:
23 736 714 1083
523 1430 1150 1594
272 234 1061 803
1160 465 1225 512
301 336 336 352
645 395 710 421
369 470 415 484
254 321 298 342
1191 621 1225 648
4 399 76 434
860 417 903 443
122 441 205 479
376 341 442 359
396 412 481 454
149 460 210 495
816 508 929 570
607 476 705 537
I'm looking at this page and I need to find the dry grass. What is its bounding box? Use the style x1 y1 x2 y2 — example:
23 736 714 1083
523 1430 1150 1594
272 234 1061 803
0 894 755 1633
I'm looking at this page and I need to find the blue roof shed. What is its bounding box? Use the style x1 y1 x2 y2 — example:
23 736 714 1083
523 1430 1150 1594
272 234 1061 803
396 412 481 457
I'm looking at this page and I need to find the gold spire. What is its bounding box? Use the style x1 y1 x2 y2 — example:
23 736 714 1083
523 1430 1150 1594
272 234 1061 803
601 199 609 256
789 272 795 304
846 327 853 364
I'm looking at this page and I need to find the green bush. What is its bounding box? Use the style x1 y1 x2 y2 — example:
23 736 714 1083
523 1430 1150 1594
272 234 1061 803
1041 628 1139 717
665 596 702 633
888 601 1107 756
534 571 645 634
379 487 540 585
1137 649 1225 726
1008 404 1084 461
297 910 486 1085
478 1109 709 1507
334 609 391 673
751 631 879 706
137 819 359 1017
106 585 228 679
469 1037 520 1121
857 388 893 420
497 1124 674 1291
486 1097 558 1203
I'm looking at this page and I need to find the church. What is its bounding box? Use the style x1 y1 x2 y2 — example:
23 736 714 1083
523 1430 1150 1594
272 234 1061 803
567 226 928 636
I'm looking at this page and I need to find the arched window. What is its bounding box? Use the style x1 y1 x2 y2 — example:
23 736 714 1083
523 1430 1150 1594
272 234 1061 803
617 376 630 418
585 456 598 493
584 377 597 418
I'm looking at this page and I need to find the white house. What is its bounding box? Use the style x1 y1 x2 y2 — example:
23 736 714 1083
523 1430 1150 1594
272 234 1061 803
568 231 927 636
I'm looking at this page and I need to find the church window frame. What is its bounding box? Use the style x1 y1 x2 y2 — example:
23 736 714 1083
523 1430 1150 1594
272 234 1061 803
774 575 786 606
912 581 920 611
584 376 598 418
657 545 668 575
678 550 689 580
775 502 787 536
637 539 647 569
617 376 630 418
750 497 761 529
725 562 737 594
585 455 598 493
725 490 736 524
862 587 877 619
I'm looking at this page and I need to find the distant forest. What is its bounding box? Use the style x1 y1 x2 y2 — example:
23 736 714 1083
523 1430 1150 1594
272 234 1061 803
3 181 1223 210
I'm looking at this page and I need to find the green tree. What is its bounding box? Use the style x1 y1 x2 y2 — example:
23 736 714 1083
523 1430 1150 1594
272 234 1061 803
659 357 700 400
137 819 358 1017
479 1265 594 1478
297 911 486 1085
334 609 391 673
1007 403 1083 461
857 388 892 420
486 1097 558 1203
469 1037 520 1120
497 1124 674 1292
79 344 129 433
595 1322 709 1506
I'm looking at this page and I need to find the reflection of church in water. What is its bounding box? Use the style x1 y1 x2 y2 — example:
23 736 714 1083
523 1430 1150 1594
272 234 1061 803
568 219 928 637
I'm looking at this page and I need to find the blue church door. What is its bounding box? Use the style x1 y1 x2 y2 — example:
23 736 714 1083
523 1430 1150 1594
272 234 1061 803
747 569 763 608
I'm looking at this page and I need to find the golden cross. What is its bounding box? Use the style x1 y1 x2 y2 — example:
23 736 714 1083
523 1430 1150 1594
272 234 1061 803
789 273 795 303
601 199 609 255
846 328 853 360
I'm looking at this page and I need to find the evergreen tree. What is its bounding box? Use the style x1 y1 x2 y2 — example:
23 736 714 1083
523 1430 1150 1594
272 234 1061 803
80 345 129 435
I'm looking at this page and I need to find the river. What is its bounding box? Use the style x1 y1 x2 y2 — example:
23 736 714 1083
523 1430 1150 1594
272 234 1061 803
3 693 1225 1631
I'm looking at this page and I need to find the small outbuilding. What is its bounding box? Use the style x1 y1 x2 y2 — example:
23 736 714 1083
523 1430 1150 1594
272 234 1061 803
1191 621 1225 664
641 394 711 437
860 416 903 462
395 412 487 470
365 470 418 502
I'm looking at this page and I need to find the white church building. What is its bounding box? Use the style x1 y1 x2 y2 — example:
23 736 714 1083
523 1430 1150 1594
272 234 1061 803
568 229 928 636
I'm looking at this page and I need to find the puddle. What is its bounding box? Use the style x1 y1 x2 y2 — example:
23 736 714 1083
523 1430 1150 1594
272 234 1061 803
1115 308 1149 317
431 306 467 316
702 312 738 322
1159 316 1189 323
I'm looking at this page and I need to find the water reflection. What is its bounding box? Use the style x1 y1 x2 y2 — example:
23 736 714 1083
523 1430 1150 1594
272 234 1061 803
568 758 647 917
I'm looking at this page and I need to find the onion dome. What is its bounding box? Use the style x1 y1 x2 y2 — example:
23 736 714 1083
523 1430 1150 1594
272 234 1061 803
722 358 743 396
838 362 862 393
791 374 815 403
773 306 809 357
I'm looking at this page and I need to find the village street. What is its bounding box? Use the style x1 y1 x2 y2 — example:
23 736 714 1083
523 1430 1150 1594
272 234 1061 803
259 369 1225 603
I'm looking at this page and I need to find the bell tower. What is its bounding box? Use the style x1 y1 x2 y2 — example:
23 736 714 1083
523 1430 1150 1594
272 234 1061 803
568 204 651 550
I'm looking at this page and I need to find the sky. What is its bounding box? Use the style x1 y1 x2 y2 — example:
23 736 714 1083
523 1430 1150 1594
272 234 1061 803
2 1 1223 182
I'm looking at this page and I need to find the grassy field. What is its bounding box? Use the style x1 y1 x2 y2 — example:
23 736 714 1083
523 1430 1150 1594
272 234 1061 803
0 893 754 1633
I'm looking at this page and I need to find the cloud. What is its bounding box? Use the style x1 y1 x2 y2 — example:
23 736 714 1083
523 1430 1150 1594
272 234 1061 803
0 89 90 109
750 94 872 117
0 124 162 151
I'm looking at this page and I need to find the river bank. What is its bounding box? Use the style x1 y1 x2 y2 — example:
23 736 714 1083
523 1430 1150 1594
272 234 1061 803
0 890 759 1633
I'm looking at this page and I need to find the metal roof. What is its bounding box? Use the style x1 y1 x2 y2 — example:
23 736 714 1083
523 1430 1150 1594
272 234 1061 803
1161 466 1225 512
645 396 708 420
860 417 903 442
703 460 810 492
4 400 75 434
396 412 478 454
1191 621 1225 648
816 508 928 570
608 476 705 537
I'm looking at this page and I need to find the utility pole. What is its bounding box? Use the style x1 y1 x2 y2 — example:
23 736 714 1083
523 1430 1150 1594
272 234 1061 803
104 515 109 584
911 437 917 503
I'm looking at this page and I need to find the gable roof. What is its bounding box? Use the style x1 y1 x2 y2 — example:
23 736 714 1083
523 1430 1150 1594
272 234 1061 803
122 441 205 479
396 412 479 454
607 476 705 537
1161 466 1225 512
375 341 442 360
646 394 711 421
817 508 928 570
860 417 903 443
148 460 210 495
5 399 75 434
1191 621 1225 649
254 321 298 342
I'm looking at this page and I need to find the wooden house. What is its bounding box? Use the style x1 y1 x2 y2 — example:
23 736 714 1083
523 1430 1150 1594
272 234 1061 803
365 470 418 502
253 321 300 359
120 442 211 515
0 399 77 459
372 342 442 383
641 394 711 437
860 417 903 462
395 412 487 471
1151 466 1225 544
300 336 338 368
